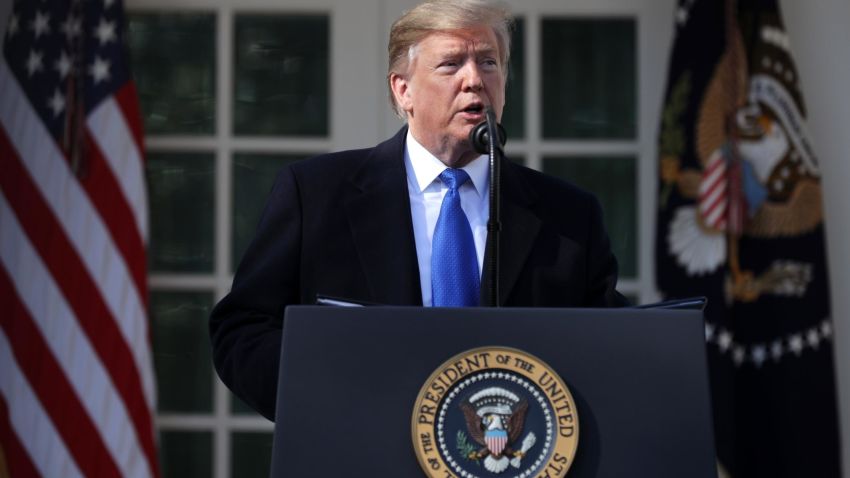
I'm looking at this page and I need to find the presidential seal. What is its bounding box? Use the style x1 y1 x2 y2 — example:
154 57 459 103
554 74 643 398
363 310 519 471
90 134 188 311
412 347 579 478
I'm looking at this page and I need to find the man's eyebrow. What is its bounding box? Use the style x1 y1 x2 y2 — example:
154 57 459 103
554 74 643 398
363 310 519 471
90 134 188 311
475 47 497 57
436 44 497 58
437 48 465 58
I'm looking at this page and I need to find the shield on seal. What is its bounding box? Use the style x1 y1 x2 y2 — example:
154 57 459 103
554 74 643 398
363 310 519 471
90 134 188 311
485 429 508 456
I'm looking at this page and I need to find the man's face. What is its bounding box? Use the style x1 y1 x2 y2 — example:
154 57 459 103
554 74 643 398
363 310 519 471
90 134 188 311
391 26 506 167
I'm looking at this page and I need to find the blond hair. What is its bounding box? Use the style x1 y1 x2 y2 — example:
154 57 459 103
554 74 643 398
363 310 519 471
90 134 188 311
387 0 513 117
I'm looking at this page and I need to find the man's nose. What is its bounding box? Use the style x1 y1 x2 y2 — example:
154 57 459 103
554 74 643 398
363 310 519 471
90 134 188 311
462 62 484 91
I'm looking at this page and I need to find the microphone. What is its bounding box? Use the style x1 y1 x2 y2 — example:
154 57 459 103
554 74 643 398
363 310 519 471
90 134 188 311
469 111 507 154
468 107 506 307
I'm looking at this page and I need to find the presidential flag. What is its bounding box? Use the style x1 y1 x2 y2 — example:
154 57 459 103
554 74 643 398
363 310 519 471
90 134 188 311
656 0 841 476
0 0 159 476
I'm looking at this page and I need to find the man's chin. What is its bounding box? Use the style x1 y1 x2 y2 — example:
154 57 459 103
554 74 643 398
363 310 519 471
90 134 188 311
453 124 479 145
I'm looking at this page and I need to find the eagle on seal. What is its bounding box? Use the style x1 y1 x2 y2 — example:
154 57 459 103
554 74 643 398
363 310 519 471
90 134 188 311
460 393 530 472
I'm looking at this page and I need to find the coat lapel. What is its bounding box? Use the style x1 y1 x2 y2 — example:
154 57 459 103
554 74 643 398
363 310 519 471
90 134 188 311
481 160 542 306
343 128 423 305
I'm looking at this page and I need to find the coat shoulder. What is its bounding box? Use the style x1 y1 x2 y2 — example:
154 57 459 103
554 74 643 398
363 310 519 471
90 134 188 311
287 128 407 186
289 147 373 181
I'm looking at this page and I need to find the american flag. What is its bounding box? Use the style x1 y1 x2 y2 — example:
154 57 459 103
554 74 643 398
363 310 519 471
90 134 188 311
0 0 159 476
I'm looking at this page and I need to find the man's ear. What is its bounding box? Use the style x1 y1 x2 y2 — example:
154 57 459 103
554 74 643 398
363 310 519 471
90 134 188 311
389 73 413 114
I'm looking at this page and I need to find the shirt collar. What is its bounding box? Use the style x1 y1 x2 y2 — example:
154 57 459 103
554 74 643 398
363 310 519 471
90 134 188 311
404 130 489 196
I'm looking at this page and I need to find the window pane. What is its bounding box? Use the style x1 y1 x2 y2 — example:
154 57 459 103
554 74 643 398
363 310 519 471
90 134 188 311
234 15 329 136
232 153 306 271
541 19 635 139
503 17 525 140
230 432 273 478
146 153 215 273
159 431 212 478
542 156 636 277
150 291 214 413
127 13 215 135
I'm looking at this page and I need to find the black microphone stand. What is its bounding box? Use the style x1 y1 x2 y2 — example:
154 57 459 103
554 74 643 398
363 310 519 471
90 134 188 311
469 108 506 307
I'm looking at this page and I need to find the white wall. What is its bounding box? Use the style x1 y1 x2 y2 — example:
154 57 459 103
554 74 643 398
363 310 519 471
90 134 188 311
780 0 850 473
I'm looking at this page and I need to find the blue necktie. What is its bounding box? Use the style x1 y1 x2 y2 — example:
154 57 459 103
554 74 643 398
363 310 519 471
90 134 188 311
431 169 480 307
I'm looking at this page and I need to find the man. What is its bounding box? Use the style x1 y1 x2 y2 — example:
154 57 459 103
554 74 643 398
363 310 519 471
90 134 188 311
210 0 627 421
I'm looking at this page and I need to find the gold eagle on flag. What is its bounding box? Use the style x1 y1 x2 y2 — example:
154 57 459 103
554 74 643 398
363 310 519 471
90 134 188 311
660 2 823 303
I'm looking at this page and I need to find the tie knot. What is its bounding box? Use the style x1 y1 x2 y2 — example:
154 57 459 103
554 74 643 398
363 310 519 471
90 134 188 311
439 168 470 191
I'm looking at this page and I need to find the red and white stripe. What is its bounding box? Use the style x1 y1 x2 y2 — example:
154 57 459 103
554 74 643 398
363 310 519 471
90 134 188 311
0 330 83 478
0 52 159 478
698 149 729 232
486 433 507 456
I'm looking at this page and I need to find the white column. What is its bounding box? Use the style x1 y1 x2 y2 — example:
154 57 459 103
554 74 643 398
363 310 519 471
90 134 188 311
781 0 850 475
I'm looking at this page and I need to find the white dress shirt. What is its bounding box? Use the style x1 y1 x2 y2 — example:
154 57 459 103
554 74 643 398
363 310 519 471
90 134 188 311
404 131 489 306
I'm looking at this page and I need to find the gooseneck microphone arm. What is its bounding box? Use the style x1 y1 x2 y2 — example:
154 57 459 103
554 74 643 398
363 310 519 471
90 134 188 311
469 107 506 307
